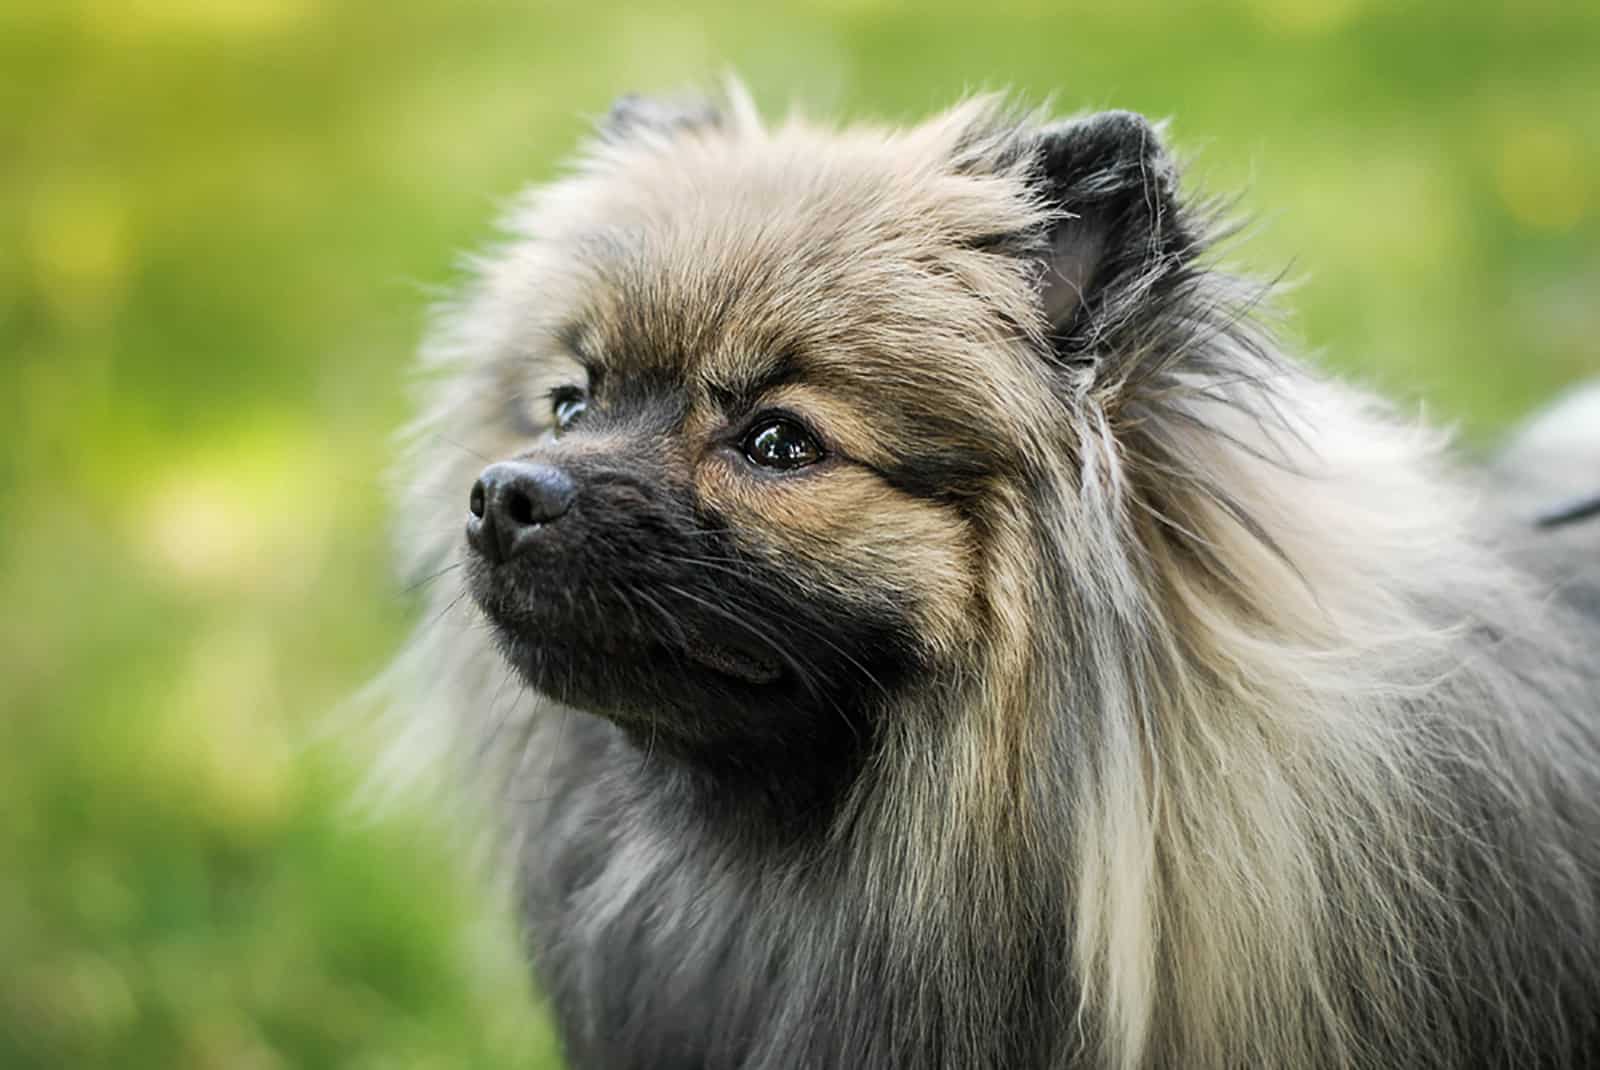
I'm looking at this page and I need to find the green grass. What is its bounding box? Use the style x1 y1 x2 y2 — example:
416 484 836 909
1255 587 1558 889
2 2 1596 1066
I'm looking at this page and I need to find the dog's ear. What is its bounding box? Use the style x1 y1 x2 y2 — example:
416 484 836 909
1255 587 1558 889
1028 111 1197 356
599 93 723 144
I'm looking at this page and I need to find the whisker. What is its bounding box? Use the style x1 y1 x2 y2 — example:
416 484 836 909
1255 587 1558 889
474 663 523 768
649 554 894 700
400 561 464 597
422 589 471 634
658 580 866 747
437 434 493 464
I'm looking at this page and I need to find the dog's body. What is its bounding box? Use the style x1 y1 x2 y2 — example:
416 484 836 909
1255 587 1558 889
375 90 1600 1068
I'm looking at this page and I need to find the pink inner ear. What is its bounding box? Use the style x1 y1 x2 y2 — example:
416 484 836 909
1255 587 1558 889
1040 215 1106 331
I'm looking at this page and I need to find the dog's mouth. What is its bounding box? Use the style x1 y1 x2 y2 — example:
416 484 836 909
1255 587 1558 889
467 566 784 691
679 632 783 685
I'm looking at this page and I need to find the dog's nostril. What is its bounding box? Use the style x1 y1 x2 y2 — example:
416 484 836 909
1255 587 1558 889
506 489 536 527
469 480 487 519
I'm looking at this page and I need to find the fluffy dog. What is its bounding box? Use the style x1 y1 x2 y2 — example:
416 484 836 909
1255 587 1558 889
373 88 1600 1068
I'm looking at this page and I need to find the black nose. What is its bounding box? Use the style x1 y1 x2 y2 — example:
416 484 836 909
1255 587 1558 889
466 461 577 563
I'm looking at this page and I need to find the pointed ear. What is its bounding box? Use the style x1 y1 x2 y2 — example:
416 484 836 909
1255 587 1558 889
1030 111 1196 354
599 92 723 143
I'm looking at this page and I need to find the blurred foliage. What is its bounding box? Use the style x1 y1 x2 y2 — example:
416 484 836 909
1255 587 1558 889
1 1 1596 1067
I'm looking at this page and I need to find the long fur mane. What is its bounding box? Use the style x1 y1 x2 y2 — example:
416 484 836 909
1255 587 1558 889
1049 334 1600 1067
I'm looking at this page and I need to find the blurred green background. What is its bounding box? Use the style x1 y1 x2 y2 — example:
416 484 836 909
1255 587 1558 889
2 1 1596 1066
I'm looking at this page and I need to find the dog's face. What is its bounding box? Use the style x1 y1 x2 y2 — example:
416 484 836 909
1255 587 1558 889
451 95 1186 774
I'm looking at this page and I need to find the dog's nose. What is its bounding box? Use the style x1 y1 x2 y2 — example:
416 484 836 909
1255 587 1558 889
466 461 577 563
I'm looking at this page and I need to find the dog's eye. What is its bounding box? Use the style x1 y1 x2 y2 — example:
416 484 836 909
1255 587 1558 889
742 417 822 470
551 387 588 435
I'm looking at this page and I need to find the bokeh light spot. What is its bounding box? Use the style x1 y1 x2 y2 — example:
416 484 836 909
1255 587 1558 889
27 178 131 327
1495 120 1589 231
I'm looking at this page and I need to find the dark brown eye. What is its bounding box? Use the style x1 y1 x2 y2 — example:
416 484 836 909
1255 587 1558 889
742 418 822 470
551 387 587 435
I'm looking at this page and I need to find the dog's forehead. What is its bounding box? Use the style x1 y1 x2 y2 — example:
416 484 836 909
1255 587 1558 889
577 174 914 379
556 136 1041 398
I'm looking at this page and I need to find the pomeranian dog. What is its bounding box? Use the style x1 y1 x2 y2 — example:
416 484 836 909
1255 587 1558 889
371 87 1600 1068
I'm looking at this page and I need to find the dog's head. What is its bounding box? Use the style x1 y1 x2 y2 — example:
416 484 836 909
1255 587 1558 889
422 90 1197 778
